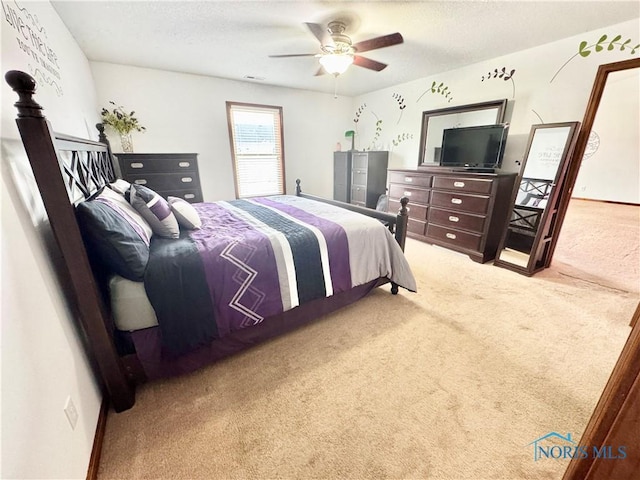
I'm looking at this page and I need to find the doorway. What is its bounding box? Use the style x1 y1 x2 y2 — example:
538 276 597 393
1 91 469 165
552 66 640 295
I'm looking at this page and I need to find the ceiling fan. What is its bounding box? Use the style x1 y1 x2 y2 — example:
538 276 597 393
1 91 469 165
269 21 404 76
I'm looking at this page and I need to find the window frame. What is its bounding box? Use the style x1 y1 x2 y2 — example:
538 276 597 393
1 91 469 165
226 101 286 199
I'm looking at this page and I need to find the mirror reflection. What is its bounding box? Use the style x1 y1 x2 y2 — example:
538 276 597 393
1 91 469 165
418 99 507 166
495 122 581 274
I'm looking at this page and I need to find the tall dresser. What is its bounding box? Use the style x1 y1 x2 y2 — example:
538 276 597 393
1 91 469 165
116 153 203 203
333 151 389 208
388 167 516 263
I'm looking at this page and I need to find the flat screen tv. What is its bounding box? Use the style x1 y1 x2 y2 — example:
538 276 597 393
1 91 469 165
440 124 509 171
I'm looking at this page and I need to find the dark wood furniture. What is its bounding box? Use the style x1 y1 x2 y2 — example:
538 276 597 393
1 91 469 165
562 57 640 480
494 123 581 276
116 153 203 203
388 167 516 263
333 150 389 208
5 70 409 413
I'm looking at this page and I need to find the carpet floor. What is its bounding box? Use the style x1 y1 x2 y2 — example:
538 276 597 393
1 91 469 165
97 202 638 479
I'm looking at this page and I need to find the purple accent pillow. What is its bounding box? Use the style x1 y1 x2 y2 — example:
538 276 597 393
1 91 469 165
129 185 180 239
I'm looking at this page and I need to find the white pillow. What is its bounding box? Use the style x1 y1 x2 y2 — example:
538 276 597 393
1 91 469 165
109 178 131 195
168 196 202 230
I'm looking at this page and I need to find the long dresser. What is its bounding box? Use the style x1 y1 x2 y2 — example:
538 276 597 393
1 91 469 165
116 153 203 203
388 167 517 263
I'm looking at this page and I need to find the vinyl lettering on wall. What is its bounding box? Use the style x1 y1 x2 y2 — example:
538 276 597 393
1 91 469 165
1 0 63 96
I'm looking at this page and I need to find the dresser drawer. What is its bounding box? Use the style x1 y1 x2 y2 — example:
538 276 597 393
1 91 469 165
157 189 203 203
432 176 493 194
351 185 366 205
426 224 482 251
429 207 487 234
128 172 200 192
119 155 198 174
430 190 490 215
351 168 367 187
408 219 427 236
352 153 369 169
388 171 432 188
389 184 430 204
389 199 428 221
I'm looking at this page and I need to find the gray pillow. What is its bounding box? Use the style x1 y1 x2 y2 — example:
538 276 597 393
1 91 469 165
129 185 180 239
168 196 202 230
76 198 149 281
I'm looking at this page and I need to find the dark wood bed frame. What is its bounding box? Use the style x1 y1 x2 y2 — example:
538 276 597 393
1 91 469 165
5 70 410 412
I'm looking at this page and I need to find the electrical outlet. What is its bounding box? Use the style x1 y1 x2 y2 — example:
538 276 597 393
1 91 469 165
580 186 587 192
64 396 78 430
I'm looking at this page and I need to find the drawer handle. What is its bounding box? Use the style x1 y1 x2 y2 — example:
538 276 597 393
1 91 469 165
130 162 144 169
178 162 191 168
404 177 413 182
134 179 147 185
451 198 462 204
403 191 412 196
446 233 457 240
184 194 195 199
181 177 193 183
453 181 465 188
449 216 460 222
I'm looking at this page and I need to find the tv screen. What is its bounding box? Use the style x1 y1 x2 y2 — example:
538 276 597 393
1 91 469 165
440 124 509 170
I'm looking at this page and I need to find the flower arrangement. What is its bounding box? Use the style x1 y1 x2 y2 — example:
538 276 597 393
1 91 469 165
101 101 146 135
100 101 145 152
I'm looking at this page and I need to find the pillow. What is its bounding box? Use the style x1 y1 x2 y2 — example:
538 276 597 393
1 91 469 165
168 196 202 230
109 178 131 195
96 186 153 242
129 184 180 239
76 199 150 281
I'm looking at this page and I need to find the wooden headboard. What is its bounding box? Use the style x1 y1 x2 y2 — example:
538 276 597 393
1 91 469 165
5 70 136 412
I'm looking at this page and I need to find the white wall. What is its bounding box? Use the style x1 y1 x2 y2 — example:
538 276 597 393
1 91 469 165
90 62 353 201
1 1 102 478
349 19 640 203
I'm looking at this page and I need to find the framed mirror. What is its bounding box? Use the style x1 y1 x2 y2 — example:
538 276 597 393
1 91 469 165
418 99 508 166
494 122 580 276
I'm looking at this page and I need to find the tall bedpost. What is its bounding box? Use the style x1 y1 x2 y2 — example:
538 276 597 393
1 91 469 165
295 178 302 196
394 196 410 252
5 70 136 412
96 122 110 146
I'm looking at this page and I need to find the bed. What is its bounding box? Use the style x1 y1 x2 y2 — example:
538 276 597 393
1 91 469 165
5 70 415 412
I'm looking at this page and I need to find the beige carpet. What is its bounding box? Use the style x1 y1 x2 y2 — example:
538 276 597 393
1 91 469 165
553 198 639 294
97 219 638 479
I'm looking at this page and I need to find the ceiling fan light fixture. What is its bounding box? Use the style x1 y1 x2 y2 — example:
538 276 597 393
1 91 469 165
319 53 354 75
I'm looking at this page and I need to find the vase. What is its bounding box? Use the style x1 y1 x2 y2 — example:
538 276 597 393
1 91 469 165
120 133 133 153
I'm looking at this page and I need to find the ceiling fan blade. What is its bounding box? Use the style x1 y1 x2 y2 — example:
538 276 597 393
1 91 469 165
352 32 403 53
314 66 326 76
353 55 387 72
269 53 317 58
304 22 333 46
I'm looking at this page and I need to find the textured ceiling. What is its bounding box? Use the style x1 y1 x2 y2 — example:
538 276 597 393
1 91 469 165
52 1 640 97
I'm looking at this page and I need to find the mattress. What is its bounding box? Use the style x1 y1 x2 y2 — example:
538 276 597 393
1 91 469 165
109 275 158 331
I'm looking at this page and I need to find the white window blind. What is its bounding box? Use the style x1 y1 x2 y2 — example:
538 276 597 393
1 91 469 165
227 102 285 198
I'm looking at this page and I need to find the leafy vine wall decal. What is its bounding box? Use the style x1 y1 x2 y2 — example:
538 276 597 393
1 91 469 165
481 66 516 98
365 110 383 150
550 33 639 83
531 109 544 124
391 132 414 148
416 80 453 103
391 92 406 124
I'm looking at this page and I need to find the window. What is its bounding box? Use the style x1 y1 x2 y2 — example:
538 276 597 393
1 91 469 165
226 102 286 198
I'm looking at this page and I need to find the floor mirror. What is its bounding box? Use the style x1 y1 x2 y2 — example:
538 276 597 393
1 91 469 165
494 122 580 275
